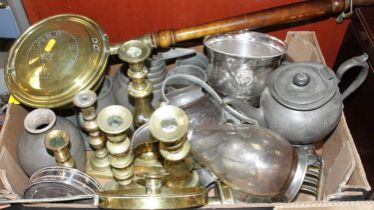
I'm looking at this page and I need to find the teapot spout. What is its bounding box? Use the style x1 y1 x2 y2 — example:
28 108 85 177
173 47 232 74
223 97 265 126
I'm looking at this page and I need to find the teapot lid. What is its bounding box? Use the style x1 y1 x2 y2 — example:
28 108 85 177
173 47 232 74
270 62 338 110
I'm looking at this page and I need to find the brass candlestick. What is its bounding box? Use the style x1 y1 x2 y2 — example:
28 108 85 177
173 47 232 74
44 130 76 168
149 105 199 188
118 40 153 127
118 40 162 173
73 90 112 176
97 105 134 186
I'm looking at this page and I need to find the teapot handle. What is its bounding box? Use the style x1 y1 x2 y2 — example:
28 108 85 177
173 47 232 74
336 53 369 100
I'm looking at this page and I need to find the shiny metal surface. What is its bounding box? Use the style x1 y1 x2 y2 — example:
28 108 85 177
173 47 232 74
228 55 369 145
97 105 133 136
97 105 134 186
131 123 151 149
189 124 301 199
130 123 164 173
5 14 110 108
73 90 112 176
149 105 198 189
112 59 167 112
152 48 197 62
18 108 85 176
24 166 103 203
204 30 287 105
119 40 154 127
98 172 206 209
149 105 188 143
99 186 206 209
113 48 195 111
165 65 207 107
44 130 76 168
162 69 224 127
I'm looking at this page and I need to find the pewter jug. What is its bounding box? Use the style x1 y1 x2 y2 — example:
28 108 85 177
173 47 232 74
162 65 224 127
227 54 369 145
18 109 86 176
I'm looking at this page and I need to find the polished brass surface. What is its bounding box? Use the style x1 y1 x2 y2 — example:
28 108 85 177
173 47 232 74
73 90 111 176
98 172 206 209
110 34 153 55
133 142 165 173
165 161 201 188
131 124 165 174
149 105 188 143
73 90 97 120
207 182 235 205
149 105 199 189
133 97 154 128
119 40 162 173
44 130 76 168
149 105 189 161
97 105 134 186
5 14 110 108
118 40 154 127
118 40 151 64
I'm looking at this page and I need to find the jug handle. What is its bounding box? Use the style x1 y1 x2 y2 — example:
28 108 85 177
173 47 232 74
222 97 265 127
161 74 259 125
336 53 369 100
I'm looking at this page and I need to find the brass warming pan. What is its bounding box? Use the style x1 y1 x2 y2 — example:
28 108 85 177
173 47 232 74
5 14 110 108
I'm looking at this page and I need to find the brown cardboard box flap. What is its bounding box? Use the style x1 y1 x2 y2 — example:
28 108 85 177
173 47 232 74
284 32 371 200
0 104 29 197
275 201 374 210
285 31 326 65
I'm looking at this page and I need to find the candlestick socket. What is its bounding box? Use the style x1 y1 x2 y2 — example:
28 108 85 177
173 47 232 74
44 130 75 168
149 105 189 143
118 40 151 64
97 105 133 137
73 90 97 121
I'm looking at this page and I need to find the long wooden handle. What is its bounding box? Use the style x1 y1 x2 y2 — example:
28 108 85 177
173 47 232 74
147 0 368 48
110 0 373 54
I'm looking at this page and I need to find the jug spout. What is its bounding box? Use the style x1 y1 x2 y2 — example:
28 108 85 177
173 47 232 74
223 97 265 126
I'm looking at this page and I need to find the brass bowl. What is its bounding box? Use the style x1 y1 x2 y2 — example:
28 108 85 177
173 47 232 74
5 14 110 108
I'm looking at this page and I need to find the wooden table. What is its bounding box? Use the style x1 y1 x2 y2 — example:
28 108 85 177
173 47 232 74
333 7 374 191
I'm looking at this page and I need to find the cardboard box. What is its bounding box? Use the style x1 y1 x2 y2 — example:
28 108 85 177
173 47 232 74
0 31 372 209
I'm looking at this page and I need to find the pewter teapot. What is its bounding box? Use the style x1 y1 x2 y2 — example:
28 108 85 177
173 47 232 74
226 54 369 145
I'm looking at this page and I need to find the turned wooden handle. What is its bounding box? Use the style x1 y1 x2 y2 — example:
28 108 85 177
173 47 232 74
148 0 371 48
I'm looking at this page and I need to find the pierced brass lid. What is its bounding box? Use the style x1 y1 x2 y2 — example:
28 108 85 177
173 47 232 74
5 14 110 108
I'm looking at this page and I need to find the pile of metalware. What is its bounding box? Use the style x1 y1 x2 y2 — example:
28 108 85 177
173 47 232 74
0 0 372 209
